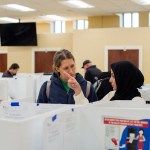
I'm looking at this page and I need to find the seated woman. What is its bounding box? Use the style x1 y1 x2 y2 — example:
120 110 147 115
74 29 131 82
102 61 144 101
37 49 97 104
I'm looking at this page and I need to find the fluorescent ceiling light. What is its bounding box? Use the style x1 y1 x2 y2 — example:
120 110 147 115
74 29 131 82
5 4 35 11
40 15 65 21
132 0 150 5
61 0 94 8
0 17 19 22
116 13 122 17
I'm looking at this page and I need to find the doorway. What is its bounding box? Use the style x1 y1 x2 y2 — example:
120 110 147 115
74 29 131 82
104 46 142 71
34 51 56 73
0 53 7 72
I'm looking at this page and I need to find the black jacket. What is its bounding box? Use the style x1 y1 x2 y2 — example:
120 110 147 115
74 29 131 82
85 65 102 84
96 72 113 100
2 70 13 78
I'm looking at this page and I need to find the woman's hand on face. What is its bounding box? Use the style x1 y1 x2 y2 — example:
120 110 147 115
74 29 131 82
63 71 81 96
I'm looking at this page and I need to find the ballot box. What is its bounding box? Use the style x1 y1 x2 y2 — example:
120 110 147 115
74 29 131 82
77 101 150 150
0 101 71 150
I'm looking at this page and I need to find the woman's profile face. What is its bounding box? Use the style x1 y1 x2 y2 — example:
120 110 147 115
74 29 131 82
109 69 117 91
56 58 76 82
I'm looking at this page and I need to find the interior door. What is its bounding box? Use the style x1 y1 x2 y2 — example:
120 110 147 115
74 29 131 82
108 49 139 71
35 51 56 73
0 54 7 72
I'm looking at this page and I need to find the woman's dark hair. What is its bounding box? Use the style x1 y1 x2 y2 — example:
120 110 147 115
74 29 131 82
138 128 144 134
53 49 75 72
9 63 20 70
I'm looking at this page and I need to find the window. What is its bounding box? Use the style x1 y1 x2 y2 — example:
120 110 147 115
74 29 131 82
124 13 132 28
73 20 88 30
119 13 139 28
50 21 65 33
132 13 139 27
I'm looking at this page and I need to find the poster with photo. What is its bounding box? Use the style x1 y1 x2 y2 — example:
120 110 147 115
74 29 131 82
104 117 150 150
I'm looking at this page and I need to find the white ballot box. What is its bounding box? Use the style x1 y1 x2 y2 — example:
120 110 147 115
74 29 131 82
0 102 71 150
77 101 150 150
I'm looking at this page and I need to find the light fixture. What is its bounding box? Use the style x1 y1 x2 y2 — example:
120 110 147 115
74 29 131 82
132 0 150 5
0 17 19 22
40 15 65 21
60 0 94 8
5 4 35 11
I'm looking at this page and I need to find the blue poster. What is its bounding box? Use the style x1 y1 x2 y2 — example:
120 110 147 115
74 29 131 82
104 117 150 150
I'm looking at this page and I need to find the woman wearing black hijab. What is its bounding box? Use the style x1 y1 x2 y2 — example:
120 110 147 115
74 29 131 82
102 61 144 101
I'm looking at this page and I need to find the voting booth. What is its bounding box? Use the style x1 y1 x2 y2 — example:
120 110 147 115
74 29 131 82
43 107 79 150
7 77 35 102
43 101 150 150
0 101 150 150
0 102 72 150
77 101 150 150
0 77 35 102
0 74 51 102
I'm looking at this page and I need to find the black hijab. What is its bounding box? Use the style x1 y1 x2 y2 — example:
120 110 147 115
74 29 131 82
110 61 144 100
